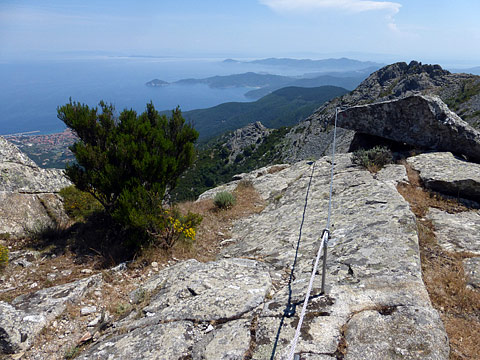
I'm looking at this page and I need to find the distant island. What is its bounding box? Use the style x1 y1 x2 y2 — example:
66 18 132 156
146 71 365 99
145 57 382 98
145 79 169 87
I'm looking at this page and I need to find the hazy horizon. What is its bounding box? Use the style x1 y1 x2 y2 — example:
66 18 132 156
1 1 480 66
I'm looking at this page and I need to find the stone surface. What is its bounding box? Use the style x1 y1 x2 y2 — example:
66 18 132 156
192 319 252 359
0 275 101 354
337 95 480 162
0 192 70 237
0 137 70 193
132 258 271 321
344 306 449 360
77 321 200 360
407 152 480 202
0 136 71 238
426 208 480 255
214 154 448 359
80 259 269 359
463 257 480 289
198 162 300 201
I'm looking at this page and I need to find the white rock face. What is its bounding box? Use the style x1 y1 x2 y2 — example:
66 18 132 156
0 136 71 238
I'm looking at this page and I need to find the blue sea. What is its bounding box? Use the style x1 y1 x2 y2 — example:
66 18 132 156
0 57 290 135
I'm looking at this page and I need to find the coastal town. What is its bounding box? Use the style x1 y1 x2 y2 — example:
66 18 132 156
4 129 77 168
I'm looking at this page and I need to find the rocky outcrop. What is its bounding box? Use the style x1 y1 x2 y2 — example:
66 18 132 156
78 259 271 359
407 151 480 293
407 152 480 201
0 275 101 354
426 208 480 255
224 121 272 163
74 154 449 359
337 95 480 162
0 136 71 238
281 61 480 162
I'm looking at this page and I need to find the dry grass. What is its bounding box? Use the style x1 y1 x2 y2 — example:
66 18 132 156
397 161 480 359
267 165 289 174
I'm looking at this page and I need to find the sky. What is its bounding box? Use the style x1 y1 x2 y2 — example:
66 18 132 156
1 0 480 65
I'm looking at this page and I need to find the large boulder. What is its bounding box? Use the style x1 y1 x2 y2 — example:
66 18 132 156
337 95 480 162
407 152 480 202
426 208 480 255
0 136 71 238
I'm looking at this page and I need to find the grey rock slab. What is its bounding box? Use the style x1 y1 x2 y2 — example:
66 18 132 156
0 163 71 193
77 321 201 360
344 306 449 360
426 208 480 254
464 257 480 289
254 314 343 359
132 258 271 322
337 94 480 161
374 164 408 186
192 319 251 360
407 151 480 202
0 275 101 354
0 136 71 238
198 161 314 201
0 136 37 168
215 154 446 359
0 136 71 193
0 192 69 238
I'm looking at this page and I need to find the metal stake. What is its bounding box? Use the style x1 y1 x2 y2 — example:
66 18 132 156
321 233 328 294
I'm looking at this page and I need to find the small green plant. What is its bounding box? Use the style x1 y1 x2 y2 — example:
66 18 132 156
352 146 393 173
214 191 236 209
0 245 9 270
59 185 103 221
115 302 133 316
64 345 80 359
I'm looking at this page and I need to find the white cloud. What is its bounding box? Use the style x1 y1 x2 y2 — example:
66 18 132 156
259 0 401 14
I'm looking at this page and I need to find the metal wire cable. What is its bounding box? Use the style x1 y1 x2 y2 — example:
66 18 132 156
269 161 317 360
282 108 339 360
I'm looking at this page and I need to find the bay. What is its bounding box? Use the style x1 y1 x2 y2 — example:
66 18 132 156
0 57 272 135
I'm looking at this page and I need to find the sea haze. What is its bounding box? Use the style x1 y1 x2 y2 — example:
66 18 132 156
0 57 273 135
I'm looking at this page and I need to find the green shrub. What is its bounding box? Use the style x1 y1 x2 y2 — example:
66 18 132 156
352 146 393 172
0 245 8 270
59 186 103 221
214 191 236 209
57 100 198 248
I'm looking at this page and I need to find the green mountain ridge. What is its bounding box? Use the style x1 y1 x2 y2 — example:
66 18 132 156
181 85 349 141
146 71 364 99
